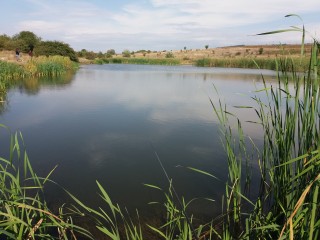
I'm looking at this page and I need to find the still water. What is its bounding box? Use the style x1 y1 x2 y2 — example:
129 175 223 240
0 64 276 218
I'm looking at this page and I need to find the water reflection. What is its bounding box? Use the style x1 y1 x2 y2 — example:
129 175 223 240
18 71 75 95
0 64 276 218
0 72 75 113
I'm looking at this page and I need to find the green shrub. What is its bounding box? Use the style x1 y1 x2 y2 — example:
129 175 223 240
0 34 11 50
35 41 78 62
165 52 174 58
122 49 131 58
258 47 264 54
105 49 116 58
12 31 41 52
94 58 104 65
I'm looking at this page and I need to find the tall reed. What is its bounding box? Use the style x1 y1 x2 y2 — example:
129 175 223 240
0 126 92 239
0 61 25 79
0 56 77 79
24 56 77 77
208 23 320 239
195 56 310 72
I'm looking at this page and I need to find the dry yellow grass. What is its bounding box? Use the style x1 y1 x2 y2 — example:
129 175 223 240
0 50 30 64
130 44 312 64
1 44 311 65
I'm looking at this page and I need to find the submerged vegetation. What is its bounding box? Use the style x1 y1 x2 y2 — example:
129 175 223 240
1 17 319 239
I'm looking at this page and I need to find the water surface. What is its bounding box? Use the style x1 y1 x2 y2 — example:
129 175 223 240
0 64 276 218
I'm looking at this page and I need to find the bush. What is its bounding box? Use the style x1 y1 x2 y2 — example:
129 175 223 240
77 49 87 58
258 47 264 55
35 41 78 62
12 31 41 52
0 34 11 50
84 51 97 60
165 52 174 58
106 49 116 55
122 49 131 58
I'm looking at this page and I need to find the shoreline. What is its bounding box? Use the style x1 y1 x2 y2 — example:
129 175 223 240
0 43 312 72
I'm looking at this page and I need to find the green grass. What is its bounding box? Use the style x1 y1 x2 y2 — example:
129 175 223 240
194 56 311 72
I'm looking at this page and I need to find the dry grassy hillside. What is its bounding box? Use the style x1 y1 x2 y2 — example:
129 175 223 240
132 44 311 64
1 44 311 65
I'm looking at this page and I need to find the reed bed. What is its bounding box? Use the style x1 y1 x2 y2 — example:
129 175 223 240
195 56 311 72
208 40 320 239
0 61 25 79
0 56 77 80
95 57 180 65
24 56 77 77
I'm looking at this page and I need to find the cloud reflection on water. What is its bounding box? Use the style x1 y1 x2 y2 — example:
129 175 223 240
0 64 277 212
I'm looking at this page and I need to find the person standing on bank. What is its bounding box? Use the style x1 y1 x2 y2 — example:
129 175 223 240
28 44 34 58
15 48 21 61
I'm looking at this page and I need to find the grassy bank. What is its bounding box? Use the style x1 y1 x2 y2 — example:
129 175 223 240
94 57 180 65
195 56 311 71
0 56 78 80
92 55 313 72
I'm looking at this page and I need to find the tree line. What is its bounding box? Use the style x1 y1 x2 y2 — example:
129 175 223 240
0 31 177 62
0 31 79 62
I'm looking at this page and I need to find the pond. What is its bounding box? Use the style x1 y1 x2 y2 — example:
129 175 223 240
0 64 277 219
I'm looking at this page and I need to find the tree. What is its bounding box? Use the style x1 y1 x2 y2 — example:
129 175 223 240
97 51 104 58
205 45 209 49
258 47 264 55
165 52 174 58
0 34 11 50
106 49 116 55
105 49 115 58
77 49 88 58
12 31 41 52
35 41 78 62
84 51 97 60
122 49 131 58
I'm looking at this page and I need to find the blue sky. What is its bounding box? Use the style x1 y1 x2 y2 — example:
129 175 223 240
1 0 319 52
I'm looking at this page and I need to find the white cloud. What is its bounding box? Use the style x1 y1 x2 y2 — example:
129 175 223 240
18 20 62 33
4 0 320 51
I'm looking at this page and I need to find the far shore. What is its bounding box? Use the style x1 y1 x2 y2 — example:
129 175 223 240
0 43 312 71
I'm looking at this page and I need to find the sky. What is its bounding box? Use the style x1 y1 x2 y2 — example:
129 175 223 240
1 0 319 52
